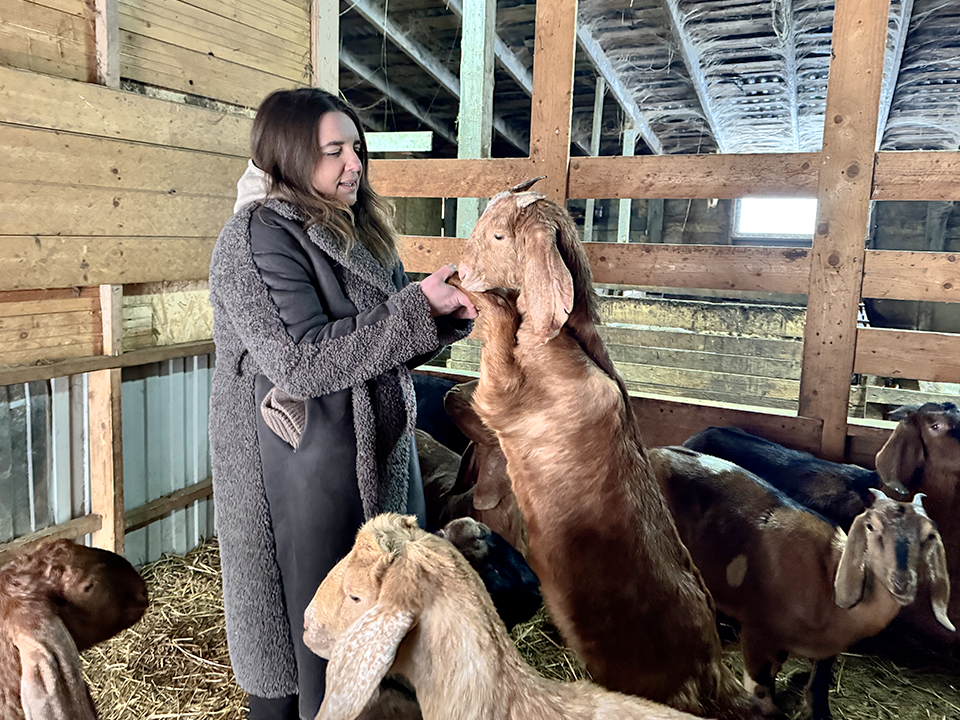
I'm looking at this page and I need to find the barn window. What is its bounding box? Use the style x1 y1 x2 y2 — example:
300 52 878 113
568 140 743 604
733 198 818 242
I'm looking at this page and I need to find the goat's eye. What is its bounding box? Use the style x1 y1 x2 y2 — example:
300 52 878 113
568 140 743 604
927 533 936 542
930 422 942 431
349 594 361 603
866 522 874 532
493 233 504 240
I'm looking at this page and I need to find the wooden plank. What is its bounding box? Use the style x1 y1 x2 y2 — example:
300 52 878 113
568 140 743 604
89 285 124 553
628 394 822 453
0 0 93 81
527 0 576 203
455 0 496 237
1 337 100 368
862 250 960 302
0 64 250 155
855 328 960 383
0 236 216 292
120 29 304 108
0 297 99 317
123 477 213 533
0 514 102 567
176 0 310 37
864 384 960 408
95 0 120 87
0 182 233 237
119 0 309 77
311 0 337 91
873 151 960 201
368 158 537 198
0 311 99 342
798 0 891 460
0 340 215 385
399 235 812 294
568 153 821 200
2 124 245 193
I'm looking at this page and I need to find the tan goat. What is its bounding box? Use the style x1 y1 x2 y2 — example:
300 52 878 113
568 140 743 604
652 446 954 719
0 539 149 720
455 180 751 718
304 513 711 720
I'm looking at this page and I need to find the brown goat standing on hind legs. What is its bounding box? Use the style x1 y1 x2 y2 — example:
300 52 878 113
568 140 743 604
455 178 754 719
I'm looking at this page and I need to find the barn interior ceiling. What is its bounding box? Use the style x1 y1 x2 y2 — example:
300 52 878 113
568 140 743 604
337 0 960 158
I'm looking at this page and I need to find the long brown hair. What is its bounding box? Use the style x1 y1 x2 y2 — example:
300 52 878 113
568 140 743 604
251 88 398 268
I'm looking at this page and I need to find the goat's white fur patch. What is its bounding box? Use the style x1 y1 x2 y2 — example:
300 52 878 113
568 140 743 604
726 555 748 588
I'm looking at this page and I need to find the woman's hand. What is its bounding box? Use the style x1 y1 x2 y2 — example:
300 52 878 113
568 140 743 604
420 265 479 320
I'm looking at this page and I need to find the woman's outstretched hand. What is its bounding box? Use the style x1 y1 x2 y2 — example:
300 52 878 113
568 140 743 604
420 265 479 320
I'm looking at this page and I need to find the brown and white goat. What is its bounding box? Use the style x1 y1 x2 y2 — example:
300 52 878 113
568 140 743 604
304 513 710 720
0 539 149 719
652 446 954 720
455 180 751 718
874 401 960 650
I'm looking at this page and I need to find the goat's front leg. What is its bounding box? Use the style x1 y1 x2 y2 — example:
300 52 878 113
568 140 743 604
740 632 784 717
467 289 524 418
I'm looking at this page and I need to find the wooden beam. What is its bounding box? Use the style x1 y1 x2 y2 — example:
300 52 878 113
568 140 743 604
569 153 821 199
876 0 915 148
862 249 960 302
88 285 124 553
855 328 960 383
0 515 102 566
398 235 812 294
311 0 338 92
346 0 527 152
528 0 577 203
873 151 960 201
456 0 496 238
94 0 120 89
340 50 458 147
617 128 639 243
798 0 892 460
368 158 536 197
662 0 727 152
0 341 215 390
575 26 663 155
583 75 605 243
124 478 213 534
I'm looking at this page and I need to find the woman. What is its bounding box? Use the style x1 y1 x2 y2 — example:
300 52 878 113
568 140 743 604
208 88 476 719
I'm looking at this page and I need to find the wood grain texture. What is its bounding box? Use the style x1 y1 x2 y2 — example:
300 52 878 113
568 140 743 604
528 0 575 203
798 0 891 459
0 64 250 155
368 158 538 197
862 250 960 301
0 236 216 291
569 153 821 200
873 151 960 201
88 367 124 553
854 327 960 383
0 515 102 566
124 478 213 533
0 0 94 81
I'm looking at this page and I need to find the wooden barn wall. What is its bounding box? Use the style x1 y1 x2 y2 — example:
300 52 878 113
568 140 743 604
119 0 310 105
0 0 95 82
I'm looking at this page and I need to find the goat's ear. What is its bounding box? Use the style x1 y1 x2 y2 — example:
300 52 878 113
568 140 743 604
318 552 423 720
875 419 923 495
509 176 546 194
318 606 417 720
518 219 574 344
15 615 99 720
516 191 547 210
922 530 956 632
835 517 869 609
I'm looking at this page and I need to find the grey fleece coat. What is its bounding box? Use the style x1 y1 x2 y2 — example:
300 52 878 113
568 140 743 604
208 199 469 697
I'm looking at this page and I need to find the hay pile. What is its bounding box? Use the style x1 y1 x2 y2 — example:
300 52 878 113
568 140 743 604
83 538 959 720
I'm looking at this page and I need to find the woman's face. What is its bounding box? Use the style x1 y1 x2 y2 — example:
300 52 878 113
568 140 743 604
312 111 363 205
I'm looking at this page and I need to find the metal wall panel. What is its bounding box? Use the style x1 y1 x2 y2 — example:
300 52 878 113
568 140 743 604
1 354 214 563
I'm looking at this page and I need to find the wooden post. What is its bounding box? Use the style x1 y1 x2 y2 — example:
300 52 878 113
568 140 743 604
798 0 891 459
88 285 124 552
94 0 119 88
583 75 606 243
529 0 577 204
617 128 639 243
456 0 496 238
312 0 339 92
